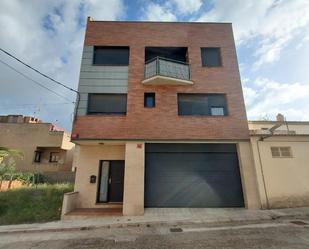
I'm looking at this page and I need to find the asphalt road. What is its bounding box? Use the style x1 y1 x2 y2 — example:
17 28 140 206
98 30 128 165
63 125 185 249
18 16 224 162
1 219 309 249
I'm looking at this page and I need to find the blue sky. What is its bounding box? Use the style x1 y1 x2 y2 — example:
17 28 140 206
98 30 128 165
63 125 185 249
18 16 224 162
0 0 308 131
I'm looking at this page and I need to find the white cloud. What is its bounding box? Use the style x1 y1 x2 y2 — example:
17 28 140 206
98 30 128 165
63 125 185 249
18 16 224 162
83 0 124 20
142 0 202 21
253 35 291 68
0 0 124 130
197 0 309 68
296 34 309 50
171 0 202 15
143 2 177 21
244 78 309 121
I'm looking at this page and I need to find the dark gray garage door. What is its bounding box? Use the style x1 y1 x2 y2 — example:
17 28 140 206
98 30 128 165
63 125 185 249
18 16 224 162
145 144 244 207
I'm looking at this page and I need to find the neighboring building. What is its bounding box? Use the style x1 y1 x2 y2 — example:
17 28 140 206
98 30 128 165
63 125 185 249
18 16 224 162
249 115 309 209
63 18 261 217
0 115 75 179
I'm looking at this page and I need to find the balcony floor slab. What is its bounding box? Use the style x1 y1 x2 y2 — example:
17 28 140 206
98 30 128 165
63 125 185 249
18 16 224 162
142 75 193 86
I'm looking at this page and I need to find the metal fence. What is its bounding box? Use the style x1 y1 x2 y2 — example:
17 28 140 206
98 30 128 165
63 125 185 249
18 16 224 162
144 57 190 81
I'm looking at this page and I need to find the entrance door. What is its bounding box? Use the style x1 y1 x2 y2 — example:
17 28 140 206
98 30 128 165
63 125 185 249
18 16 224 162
97 160 125 203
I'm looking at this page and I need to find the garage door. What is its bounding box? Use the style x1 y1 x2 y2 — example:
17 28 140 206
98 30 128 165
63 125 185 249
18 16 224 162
145 144 244 207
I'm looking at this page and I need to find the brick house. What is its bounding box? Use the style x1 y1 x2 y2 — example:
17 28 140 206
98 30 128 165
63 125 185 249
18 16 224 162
63 18 261 217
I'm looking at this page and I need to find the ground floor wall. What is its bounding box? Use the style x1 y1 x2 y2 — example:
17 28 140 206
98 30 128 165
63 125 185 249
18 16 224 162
72 140 261 215
73 144 126 208
237 142 261 209
250 136 309 209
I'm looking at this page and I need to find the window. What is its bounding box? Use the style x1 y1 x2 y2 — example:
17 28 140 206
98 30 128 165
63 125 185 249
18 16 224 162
93 46 129 65
144 93 155 108
201 48 222 67
34 151 42 163
88 94 127 115
210 107 225 116
271 147 292 158
145 47 188 62
178 94 227 116
49 152 60 163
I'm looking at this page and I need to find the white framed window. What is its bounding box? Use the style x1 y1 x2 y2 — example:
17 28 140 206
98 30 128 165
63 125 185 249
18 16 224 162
271 147 293 158
210 107 225 116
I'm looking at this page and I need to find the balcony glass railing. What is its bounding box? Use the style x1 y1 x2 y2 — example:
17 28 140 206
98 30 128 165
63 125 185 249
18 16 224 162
144 57 191 81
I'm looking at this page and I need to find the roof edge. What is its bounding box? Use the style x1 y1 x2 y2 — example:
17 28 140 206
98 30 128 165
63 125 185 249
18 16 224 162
248 120 309 125
87 19 232 25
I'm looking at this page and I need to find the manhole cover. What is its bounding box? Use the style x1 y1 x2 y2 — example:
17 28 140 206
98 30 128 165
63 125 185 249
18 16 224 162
170 228 183 233
291 221 309 226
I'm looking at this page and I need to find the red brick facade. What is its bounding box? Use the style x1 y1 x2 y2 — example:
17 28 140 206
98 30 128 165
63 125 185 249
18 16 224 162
72 21 249 140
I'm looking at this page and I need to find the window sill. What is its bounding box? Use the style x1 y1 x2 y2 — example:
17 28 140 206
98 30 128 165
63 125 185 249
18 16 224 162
201 66 224 69
86 113 127 116
178 114 228 117
91 64 129 67
271 156 294 159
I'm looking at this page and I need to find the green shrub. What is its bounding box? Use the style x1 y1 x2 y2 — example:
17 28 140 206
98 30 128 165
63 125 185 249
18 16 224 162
1 172 47 184
0 183 73 225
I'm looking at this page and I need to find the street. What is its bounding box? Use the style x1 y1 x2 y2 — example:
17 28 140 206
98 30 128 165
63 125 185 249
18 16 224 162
1 219 309 249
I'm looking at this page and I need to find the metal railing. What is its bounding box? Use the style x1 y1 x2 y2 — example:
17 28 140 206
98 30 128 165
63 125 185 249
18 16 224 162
144 57 191 81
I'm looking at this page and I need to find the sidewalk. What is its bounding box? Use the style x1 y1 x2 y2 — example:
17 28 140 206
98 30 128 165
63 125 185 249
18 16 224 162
1 207 309 234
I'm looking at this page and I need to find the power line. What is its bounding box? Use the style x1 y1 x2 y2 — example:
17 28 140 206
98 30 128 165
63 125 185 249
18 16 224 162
0 47 80 119
0 102 73 109
0 59 74 103
0 47 78 94
2 102 72 106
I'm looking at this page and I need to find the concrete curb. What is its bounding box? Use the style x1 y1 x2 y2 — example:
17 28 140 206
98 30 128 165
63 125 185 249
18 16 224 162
1 209 309 235
0 216 274 234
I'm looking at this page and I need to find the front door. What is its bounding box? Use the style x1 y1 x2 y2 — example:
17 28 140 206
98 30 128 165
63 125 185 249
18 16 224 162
97 160 125 203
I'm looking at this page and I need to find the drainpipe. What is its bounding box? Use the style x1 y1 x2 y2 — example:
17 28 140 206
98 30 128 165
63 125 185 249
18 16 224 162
256 138 270 209
255 113 285 209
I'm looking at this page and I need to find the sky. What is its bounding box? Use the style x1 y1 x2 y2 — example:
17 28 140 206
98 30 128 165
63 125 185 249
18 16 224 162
0 0 308 131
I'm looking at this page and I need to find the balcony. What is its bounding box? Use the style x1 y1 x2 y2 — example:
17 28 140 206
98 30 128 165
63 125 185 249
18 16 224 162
142 57 193 86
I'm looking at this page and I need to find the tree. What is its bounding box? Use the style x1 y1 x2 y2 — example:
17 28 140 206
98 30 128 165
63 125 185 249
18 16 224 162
0 147 23 189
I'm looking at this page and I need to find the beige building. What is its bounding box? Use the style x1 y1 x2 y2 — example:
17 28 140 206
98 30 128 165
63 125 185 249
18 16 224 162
248 117 309 209
0 115 75 175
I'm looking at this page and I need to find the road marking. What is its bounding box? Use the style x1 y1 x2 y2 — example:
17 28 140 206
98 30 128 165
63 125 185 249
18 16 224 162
180 223 289 233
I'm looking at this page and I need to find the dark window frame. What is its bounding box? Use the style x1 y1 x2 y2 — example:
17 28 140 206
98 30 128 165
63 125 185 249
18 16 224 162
144 92 156 108
144 47 188 63
87 93 127 115
49 152 60 163
93 46 130 66
201 47 222 67
177 93 228 116
34 151 42 163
